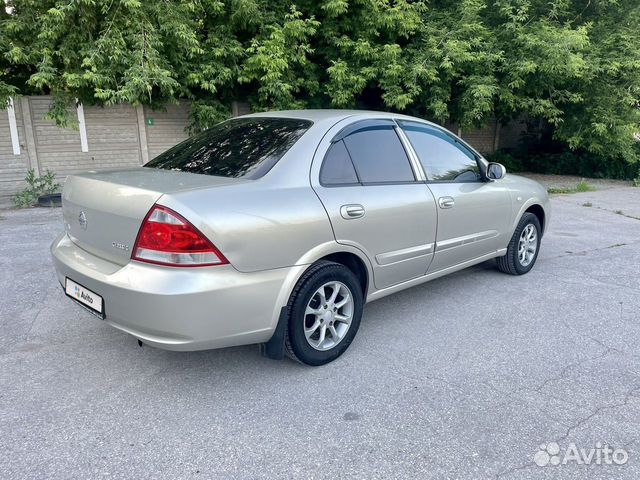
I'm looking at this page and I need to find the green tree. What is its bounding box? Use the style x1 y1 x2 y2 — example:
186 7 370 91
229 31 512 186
1 0 639 164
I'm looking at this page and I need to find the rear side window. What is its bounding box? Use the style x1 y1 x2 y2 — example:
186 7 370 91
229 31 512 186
399 121 480 183
342 126 415 184
145 117 312 179
320 140 359 185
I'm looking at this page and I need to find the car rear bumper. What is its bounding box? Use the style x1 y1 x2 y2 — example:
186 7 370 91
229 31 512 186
50 232 294 351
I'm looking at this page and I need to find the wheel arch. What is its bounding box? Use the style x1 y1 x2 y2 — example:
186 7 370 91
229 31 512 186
271 242 374 328
511 199 549 239
524 203 546 235
262 243 373 360
317 252 369 298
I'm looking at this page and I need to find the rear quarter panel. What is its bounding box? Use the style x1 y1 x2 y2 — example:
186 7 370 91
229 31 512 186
159 182 335 273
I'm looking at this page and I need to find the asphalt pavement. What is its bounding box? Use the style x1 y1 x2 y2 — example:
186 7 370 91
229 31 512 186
1 185 639 479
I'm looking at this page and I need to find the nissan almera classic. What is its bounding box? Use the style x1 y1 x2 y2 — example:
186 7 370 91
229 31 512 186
51 110 550 366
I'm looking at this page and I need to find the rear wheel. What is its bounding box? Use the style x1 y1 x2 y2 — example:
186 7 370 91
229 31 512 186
284 261 363 366
496 213 542 275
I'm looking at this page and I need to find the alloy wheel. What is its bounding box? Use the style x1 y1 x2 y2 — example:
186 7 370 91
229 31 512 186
303 281 354 351
518 223 538 267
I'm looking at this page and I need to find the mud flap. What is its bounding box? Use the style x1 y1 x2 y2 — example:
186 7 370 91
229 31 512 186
259 307 287 360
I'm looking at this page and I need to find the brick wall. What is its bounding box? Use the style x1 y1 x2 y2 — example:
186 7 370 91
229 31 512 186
496 117 527 150
445 119 524 154
461 122 499 153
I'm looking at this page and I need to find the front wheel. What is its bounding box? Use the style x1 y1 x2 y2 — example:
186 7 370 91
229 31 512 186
496 213 542 275
284 261 363 366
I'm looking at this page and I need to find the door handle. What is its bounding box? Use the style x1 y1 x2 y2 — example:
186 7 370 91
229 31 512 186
438 196 455 209
340 204 365 219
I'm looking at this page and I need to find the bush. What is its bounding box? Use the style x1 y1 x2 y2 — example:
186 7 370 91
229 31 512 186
486 149 640 180
575 180 596 193
483 151 525 173
13 169 61 208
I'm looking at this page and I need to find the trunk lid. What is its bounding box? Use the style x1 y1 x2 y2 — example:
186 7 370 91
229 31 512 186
62 168 245 265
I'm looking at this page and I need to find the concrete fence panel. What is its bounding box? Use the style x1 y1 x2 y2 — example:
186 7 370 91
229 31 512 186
0 98 31 198
1 96 524 205
143 101 191 160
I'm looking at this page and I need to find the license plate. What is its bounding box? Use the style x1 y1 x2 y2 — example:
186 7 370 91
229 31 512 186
65 278 104 318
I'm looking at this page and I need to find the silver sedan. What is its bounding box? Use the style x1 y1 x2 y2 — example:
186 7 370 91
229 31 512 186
51 110 550 365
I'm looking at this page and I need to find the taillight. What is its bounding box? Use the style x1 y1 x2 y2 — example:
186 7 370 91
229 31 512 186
132 205 228 267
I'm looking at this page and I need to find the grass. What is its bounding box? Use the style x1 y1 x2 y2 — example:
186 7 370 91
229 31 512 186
548 180 597 194
575 180 597 192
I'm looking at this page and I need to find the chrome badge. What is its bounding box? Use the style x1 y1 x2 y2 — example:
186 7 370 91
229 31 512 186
112 241 129 251
78 211 88 230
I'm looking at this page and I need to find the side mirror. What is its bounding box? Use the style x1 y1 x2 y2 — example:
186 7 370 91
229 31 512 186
486 162 506 181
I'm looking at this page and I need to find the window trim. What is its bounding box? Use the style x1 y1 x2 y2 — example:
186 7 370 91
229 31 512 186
394 122 427 182
331 118 397 143
396 119 489 184
320 119 422 187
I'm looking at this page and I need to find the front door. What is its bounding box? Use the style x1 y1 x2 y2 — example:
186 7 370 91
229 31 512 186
397 120 512 273
312 119 437 289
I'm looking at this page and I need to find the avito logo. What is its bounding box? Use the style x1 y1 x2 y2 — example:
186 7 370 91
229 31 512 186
74 286 93 304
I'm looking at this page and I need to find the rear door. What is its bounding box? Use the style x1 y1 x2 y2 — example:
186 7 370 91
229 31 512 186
311 119 437 290
397 120 512 272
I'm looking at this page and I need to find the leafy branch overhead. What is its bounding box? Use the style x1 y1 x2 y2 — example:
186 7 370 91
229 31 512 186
1 0 639 162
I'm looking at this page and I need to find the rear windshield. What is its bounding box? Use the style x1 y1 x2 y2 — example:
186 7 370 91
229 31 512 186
145 117 312 179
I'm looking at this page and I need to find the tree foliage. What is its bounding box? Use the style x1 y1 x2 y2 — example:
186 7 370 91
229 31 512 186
1 0 639 162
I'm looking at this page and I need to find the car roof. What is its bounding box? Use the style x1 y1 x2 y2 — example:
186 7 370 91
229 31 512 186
242 109 415 123
241 109 485 162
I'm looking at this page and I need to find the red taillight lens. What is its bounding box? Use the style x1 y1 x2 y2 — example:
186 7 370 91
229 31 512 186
132 205 228 267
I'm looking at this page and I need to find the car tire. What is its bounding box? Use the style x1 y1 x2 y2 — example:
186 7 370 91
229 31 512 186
284 261 364 366
496 212 542 275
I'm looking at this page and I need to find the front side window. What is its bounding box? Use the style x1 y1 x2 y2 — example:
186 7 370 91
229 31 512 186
145 117 312 179
399 121 481 183
342 126 415 184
